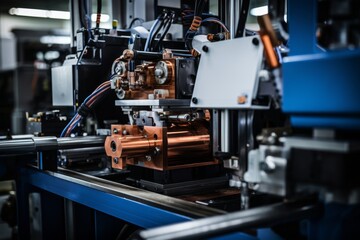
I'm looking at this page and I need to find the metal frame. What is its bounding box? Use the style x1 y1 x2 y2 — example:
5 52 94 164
16 167 260 239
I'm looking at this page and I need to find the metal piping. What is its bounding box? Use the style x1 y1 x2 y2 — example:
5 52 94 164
0 136 106 155
136 197 321 240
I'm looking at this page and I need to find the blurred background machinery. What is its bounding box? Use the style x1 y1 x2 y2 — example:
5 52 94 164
0 0 360 239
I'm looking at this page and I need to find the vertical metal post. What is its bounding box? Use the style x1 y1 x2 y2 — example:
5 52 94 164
126 0 135 28
212 109 220 155
218 0 226 24
221 110 230 153
237 110 254 179
69 0 80 49
229 0 235 39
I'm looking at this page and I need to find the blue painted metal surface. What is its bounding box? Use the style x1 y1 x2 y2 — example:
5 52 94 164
257 228 283 240
283 50 360 113
283 0 360 129
22 168 192 229
211 233 258 240
287 0 318 55
290 116 360 130
283 50 360 129
19 167 258 240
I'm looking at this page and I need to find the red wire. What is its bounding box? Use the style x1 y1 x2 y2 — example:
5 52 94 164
88 85 110 107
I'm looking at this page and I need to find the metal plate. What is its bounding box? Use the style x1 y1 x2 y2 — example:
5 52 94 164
115 99 190 107
51 65 74 106
190 36 264 109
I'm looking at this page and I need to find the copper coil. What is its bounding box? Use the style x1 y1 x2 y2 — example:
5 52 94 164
191 48 200 57
190 16 202 31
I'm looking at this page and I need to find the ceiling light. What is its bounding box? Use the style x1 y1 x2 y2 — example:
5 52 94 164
250 6 268 16
9 8 110 23
9 8 70 20
40 36 71 45
91 14 110 22
49 10 71 20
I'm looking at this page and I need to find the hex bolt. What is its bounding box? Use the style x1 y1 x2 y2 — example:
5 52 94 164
113 157 119 164
252 38 259 46
202 45 209 52
192 97 198 104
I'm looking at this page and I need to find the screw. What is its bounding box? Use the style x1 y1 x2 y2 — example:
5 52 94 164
202 45 209 52
238 95 247 104
192 97 198 104
113 157 119 164
252 38 259 46
145 155 152 161
113 128 118 134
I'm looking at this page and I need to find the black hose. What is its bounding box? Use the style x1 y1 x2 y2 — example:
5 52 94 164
149 13 168 51
132 50 163 61
154 13 174 51
128 18 145 28
235 0 250 38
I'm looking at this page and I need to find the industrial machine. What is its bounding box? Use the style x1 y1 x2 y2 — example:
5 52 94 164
1 0 360 239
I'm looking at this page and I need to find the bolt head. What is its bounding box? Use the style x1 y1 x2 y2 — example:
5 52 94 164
202 45 209 52
113 157 119 164
238 95 247 104
252 38 259 46
192 97 198 104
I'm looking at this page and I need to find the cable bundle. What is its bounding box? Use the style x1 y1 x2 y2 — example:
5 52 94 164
144 11 175 52
60 81 111 137
184 0 229 51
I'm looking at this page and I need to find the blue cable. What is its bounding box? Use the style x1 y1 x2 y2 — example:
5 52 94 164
60 87 101 137
60 81 110 137
60 114 78 137
144 17 161 51
82 83 109 104
68 116 83 135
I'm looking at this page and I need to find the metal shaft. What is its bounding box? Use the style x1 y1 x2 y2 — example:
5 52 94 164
0 136 106 155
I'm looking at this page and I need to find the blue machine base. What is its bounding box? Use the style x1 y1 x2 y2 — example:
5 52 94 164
16 167 266 240
283 49 360 129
